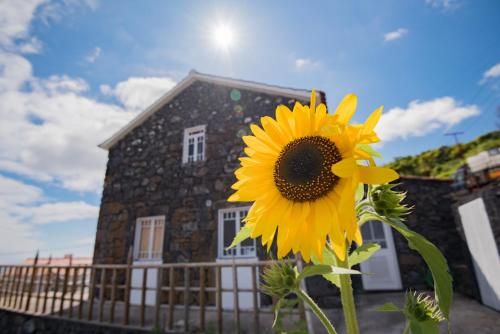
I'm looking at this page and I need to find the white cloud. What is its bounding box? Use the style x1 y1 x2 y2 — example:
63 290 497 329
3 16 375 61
0 0 45 48
480 63 500 84
377 97 479 142
294 57 321 71
101 76 177 112
384 28 408 42
0 53 132 192
18 37 43 54
26 201 99 224
85 46 101 63
74 236 95 245
425 0 462 11
0 175 99 261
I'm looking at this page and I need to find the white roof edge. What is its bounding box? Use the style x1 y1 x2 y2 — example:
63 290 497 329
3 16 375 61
99 70 320 150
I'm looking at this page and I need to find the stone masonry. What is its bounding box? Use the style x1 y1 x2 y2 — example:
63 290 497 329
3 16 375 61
93 80 309 266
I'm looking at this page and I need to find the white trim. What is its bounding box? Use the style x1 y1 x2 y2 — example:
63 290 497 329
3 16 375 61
99 70 320 150
217 206 255 259
182 124 206 164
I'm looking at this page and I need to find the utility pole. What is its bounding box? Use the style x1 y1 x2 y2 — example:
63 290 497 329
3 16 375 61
445 131 464 145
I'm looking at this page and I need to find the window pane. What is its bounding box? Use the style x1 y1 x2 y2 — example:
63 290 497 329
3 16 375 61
196 136 204 160
188 141 194 156
361 222 373 240
223 219 236 251
139 221 151 259
152 219 164 259
372 221 385 239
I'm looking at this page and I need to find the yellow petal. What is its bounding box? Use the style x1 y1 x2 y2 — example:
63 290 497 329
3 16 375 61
335 94 357 125
357 166 399 184
331 158 357 178
275 105 294 138
242 135 278 155
362 105 383 135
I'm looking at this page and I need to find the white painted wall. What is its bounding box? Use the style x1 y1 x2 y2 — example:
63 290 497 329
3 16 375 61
458 197 500 311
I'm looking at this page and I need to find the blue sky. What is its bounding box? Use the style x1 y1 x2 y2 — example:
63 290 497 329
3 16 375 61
0 0 499 263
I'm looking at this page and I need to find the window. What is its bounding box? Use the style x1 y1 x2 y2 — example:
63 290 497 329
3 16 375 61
218 207 256 258
134 216 165 260
183 125 206 163
361 220 387 248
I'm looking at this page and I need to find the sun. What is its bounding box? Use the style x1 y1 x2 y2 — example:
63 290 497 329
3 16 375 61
212 23 234 50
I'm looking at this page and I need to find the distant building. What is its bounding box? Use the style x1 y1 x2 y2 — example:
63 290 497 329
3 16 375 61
24 254 92 266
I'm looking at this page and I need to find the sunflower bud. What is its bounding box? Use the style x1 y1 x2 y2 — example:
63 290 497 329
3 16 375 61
261 262 298 299
370 183 410 220
404 290 445 324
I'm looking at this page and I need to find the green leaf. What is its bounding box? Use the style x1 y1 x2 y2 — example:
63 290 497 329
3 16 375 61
225 225 252 250
311 249 340 287
373 302 401 312
378 217 453 319
357 143 383 159
297 264 361 281
349 243 381 267
355 183 365 202
409 320 440 334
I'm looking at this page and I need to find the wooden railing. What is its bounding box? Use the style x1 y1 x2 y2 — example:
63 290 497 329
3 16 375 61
0 260 305 333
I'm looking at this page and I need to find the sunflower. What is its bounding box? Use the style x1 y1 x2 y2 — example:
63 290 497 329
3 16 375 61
228 91 398 261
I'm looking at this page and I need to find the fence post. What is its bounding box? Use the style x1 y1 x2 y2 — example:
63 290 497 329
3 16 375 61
59 266 70 316
41 266 52 314
69 267 78 318
140 267 148 327
110 268 117 323
50 267 60 315
216 265 223 334
232 259 240 333
183 267 190 333
78 267 87 320
199 266 206 332
34 266 45 313
167 266 175 330
98 268 106 322
154 267 162 329
123 247 132 326
251 265 260 334
87 267 96 321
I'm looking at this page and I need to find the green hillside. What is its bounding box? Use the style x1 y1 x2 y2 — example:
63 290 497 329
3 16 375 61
386 131 500 178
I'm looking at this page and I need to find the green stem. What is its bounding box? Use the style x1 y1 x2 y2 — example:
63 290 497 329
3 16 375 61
338 252 360 334
403 321 410 334
296 288 338 334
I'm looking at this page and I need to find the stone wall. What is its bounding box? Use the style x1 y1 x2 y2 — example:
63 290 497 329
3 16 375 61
94 80 308 266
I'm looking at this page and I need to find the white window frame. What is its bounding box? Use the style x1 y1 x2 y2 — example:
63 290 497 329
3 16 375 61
182 125 206 164
218 206 256 259
133 216 165 261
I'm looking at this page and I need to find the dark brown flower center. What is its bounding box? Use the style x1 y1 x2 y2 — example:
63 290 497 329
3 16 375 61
274 136 342 202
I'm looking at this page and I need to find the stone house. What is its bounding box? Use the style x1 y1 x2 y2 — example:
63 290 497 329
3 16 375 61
93 71 476 307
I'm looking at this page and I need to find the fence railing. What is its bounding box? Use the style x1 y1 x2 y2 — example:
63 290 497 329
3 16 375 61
0 259 305 333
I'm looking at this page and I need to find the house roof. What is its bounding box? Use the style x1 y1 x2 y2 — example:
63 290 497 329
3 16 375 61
99 70 321 150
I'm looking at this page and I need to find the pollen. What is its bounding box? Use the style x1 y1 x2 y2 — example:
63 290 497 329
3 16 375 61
274 136 341 202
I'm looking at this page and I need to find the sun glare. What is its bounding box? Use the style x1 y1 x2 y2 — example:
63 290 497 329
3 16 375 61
212 23 234 50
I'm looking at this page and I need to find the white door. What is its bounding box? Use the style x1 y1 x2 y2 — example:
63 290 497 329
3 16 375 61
217 207 259 310
458 198 500 311
360 220 402 290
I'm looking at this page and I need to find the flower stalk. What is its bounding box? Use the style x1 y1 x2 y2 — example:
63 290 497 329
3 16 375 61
296 288 338 334
338 248 360 334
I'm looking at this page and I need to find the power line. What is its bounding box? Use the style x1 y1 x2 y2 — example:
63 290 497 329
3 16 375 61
445 131 465 144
